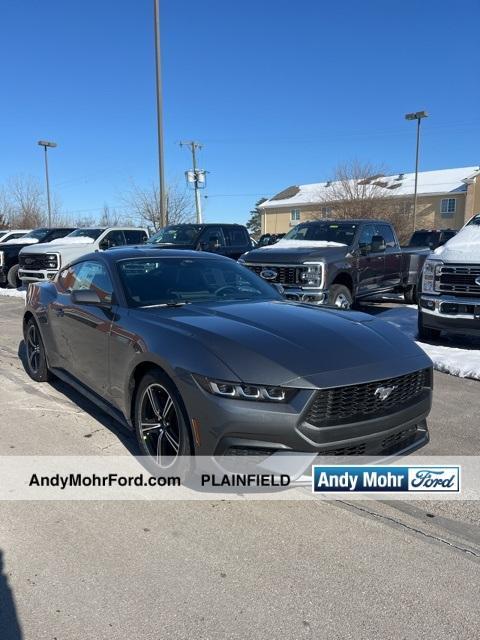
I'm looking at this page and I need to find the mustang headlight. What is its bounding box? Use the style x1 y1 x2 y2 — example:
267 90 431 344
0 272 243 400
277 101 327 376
300 262 325 288
422 260 442 294
193 375 296 403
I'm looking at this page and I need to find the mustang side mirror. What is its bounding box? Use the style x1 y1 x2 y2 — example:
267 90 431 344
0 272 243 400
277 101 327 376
371 235 386 252
71 290 106 306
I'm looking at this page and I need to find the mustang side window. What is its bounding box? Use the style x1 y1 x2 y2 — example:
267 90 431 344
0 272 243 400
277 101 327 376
58 261 113 303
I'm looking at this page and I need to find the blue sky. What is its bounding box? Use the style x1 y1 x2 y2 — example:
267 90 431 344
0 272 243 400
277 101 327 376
1 0 479 225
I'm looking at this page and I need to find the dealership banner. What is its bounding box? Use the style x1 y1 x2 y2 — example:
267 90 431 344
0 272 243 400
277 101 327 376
0 455 478 500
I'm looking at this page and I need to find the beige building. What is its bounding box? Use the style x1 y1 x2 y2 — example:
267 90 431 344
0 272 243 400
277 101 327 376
260 167 480 235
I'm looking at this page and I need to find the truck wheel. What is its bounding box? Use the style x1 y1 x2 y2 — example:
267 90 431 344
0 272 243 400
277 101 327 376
7 264 21 289
328 284 353 309
404 285 417 305
417 311 441 341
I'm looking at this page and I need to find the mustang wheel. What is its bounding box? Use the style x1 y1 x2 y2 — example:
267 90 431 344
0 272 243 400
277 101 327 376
134 371 193 475
25 318 51 382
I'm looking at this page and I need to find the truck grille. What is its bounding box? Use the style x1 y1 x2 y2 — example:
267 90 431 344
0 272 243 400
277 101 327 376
437 264 480 296
245 264 307 286
19 253 58 270
304 369 431 428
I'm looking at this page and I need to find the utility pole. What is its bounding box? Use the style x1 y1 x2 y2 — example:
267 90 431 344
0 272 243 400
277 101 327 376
154 0 167 226
37 140 57 226
180 141 206 223
405 110 428 232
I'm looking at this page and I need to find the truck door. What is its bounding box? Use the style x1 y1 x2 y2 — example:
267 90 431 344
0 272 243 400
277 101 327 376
379 224 402 290
356 224 385 296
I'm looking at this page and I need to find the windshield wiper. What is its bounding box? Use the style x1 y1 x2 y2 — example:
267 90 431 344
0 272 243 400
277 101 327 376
139 300 191 308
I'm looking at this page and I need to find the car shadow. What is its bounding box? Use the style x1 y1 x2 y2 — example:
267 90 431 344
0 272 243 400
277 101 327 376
17 340 139 457
0 550 23 640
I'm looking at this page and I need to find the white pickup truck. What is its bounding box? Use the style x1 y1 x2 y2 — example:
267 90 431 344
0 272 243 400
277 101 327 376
418 214 480 338
18 227 149 283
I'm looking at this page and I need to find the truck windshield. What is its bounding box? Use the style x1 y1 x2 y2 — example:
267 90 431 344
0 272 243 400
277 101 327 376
283 222 357 245
147 225 203 245
66 228 104 240
22 228 51 240
409 231 436 247
467 215 480 226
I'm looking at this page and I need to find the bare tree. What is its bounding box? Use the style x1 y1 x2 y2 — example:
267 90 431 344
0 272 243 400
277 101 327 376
6 176 46 227
122 181 195 231
315 160 413 242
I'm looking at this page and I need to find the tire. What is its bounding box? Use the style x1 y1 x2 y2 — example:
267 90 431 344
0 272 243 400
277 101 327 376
134 370 193 478
24 318 51 382
7 264 20 289
417 311 441 341
404 285 417 305
328 284 353 309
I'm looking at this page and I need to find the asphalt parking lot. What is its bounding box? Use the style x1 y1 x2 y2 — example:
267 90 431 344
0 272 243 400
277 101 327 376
1 295 480 639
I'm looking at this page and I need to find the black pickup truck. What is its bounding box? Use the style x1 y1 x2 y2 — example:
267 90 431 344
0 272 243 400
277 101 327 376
0 227 76 288
239 219 429 308
146 223 252 260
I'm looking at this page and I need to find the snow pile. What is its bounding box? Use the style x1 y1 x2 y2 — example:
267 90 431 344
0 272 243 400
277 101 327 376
379 306 480 380
434 224 480 263
5 237 38 245
258 240 346 250
0 287 26 299
49 236 95 245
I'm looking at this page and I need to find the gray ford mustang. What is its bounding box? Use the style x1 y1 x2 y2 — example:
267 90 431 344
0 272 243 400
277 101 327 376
23 248 433 471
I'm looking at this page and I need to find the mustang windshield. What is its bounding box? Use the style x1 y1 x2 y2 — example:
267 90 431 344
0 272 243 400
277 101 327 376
283 222 358 245
118 257 280 307
147 225 203 245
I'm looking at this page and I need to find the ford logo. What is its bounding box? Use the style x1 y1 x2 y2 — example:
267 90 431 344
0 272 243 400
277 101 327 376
374 386 396 401
260 268 278 281
476 276 480 286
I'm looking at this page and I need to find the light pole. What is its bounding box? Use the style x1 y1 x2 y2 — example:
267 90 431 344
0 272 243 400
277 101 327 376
405 110 428 232
37 140 57 226
153 0 167 227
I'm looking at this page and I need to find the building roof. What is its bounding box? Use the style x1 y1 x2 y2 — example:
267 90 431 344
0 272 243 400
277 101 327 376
260 166 480 210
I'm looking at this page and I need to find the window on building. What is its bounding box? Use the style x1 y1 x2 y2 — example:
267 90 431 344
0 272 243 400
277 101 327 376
321 206 332 217
440 198 456 217
290 209 300 221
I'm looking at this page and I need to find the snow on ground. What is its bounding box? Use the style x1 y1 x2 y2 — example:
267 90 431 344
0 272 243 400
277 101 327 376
379 306 480 381
0 287 26 299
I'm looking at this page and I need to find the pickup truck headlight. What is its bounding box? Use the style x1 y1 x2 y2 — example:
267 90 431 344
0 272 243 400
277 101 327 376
422 260 442 294
193 375 296 403
46 254 60 269
0 251 3 267
300 262 325 288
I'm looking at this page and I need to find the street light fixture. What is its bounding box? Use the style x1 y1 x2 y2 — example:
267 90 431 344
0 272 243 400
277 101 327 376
405 110 428 232
37 140 57 227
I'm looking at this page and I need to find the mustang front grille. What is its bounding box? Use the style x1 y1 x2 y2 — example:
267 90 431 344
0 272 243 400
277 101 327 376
304 369 431 428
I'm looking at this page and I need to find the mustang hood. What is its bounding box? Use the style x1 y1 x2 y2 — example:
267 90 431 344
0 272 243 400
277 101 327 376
141 301 430 387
